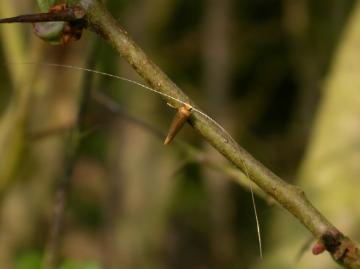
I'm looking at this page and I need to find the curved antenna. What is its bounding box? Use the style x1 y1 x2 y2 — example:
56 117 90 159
3 61 263 257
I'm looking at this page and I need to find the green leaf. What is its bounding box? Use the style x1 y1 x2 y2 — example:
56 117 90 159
36 0 57 12
33 21 65 45
67 0 79 6
35 1 78 45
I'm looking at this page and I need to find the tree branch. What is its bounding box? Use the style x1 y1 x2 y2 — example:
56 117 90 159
78 0 360 268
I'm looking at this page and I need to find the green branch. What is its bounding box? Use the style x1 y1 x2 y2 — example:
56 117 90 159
78 1 360 268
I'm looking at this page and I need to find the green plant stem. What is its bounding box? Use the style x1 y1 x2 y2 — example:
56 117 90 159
78 1 360 268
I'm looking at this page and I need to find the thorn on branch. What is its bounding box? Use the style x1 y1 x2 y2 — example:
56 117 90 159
0 4 85 24
0 4 86 45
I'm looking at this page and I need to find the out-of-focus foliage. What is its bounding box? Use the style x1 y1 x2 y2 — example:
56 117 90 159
15 251 42 269
58 260 102 269
0 0 359 269
15 250 102 269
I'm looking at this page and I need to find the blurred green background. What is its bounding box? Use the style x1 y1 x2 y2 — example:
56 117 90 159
0 0 360 269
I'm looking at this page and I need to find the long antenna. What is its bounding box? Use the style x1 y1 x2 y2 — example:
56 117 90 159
7 62 234 139
4 61 263 257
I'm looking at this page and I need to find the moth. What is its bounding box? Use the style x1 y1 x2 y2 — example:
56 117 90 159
164 103 192 145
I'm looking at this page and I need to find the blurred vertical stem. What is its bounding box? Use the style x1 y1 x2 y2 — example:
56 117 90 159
0 2 43 189
0 2 43 267
105 1 179 268
43 39 97 269
202 0 236 265
0 1 27 90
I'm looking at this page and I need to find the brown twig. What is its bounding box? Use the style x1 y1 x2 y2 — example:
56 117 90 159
76 1 360 268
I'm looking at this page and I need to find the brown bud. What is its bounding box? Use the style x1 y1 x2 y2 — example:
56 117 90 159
312 241 326 255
